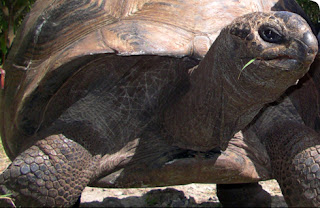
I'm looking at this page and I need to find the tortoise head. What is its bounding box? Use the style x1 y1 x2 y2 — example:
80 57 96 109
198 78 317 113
217 11 318 101
194 11 319 151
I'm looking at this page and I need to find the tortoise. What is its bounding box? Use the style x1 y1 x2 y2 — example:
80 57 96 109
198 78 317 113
0 0 319 207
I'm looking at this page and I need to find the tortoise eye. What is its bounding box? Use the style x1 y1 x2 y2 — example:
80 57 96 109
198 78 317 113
259 26 283 44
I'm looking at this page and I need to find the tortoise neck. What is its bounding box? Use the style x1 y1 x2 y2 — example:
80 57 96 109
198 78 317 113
162 39 267 151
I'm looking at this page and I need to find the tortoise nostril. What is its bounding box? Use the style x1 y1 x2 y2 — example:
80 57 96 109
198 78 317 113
302 32 318 53
308 49 315 55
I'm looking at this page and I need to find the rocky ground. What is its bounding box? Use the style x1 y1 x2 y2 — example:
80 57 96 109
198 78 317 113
80 180 287 207
0 142 287 207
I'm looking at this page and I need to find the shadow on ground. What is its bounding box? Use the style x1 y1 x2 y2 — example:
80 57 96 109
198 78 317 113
81 187 287 207
81 188 221 207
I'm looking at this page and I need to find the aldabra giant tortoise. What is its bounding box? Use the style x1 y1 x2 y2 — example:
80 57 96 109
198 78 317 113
0 0 319 207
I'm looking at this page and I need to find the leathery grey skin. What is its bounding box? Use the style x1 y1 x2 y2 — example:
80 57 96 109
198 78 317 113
163 12 318 152
0 6 318 208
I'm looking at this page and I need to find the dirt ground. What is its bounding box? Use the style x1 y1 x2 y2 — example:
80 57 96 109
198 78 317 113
80 180 287 207
0 145 287 207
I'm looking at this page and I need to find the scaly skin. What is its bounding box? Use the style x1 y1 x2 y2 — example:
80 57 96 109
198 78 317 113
245 93 320 207
0 135 98 207
0 1 318 207
263 122 320 207
163 12 317 151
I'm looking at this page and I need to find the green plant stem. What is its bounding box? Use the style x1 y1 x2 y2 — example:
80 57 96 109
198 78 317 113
237 58 257 79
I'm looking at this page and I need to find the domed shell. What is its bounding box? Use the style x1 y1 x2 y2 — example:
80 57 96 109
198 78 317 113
0 0 312 159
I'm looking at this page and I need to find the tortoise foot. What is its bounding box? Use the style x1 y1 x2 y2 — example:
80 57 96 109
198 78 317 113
0 134 97 207
217 182 271 207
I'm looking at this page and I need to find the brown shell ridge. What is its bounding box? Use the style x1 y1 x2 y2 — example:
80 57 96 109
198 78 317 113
19 8 117 66
1 0 125 156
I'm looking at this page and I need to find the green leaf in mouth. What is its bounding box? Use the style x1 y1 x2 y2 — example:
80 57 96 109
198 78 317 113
238 58 257 79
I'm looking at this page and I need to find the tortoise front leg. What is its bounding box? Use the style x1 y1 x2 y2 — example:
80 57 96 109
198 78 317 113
263 122 320 207
0 134 98 207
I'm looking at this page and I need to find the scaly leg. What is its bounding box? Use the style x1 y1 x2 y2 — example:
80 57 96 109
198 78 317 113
263 122 320 207
0 134 98 207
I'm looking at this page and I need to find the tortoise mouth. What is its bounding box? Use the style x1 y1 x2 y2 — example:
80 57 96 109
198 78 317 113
258 55 297 62
259 50 316 68
257 55 302 71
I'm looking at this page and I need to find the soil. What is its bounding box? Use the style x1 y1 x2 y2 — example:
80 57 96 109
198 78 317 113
80 180 287 207
0 146 287 207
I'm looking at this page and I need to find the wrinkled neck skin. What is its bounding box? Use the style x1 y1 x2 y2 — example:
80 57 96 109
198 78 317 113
163 32 300 152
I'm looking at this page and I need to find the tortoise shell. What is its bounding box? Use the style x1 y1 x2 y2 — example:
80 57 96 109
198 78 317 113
0 1 319 207
1 0 318 159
